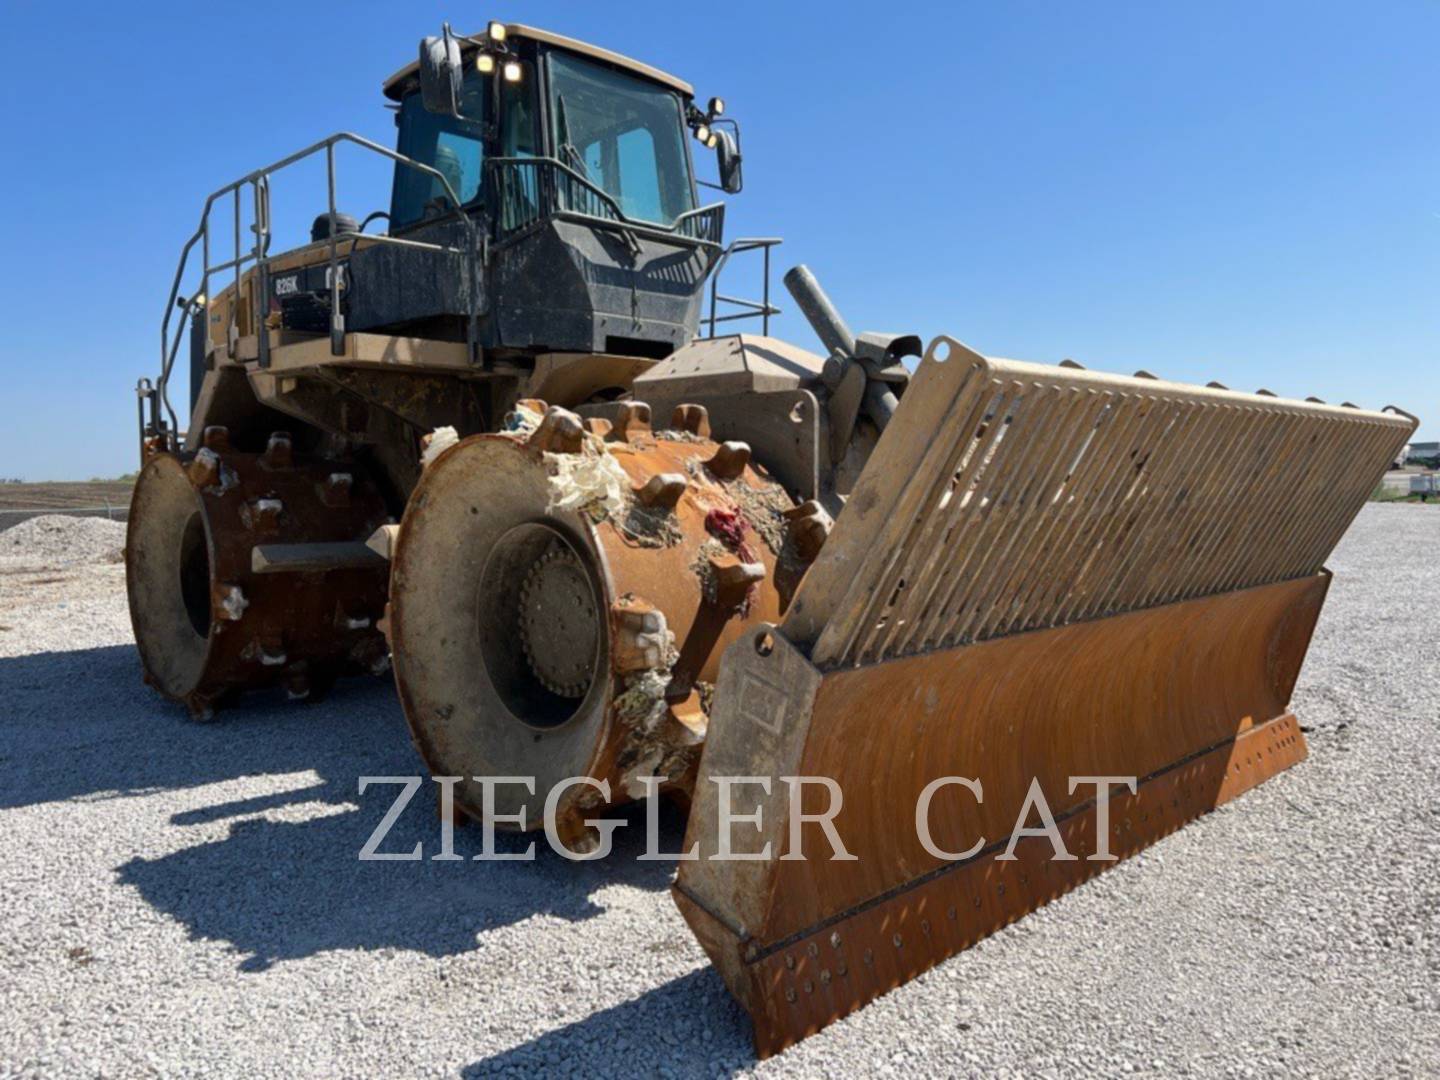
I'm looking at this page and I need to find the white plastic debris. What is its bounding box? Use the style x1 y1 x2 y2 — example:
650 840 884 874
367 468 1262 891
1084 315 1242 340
218 585 249 622
503 403 545 435
546 448 629 520
629 609 676 671
421 426 459 467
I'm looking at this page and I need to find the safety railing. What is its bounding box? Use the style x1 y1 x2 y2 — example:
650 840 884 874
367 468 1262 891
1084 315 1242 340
147 132 479 454
705 237 783 337
487 157 725 249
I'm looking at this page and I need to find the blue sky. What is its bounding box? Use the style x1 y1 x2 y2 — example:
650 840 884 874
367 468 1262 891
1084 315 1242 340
1 1 1435 480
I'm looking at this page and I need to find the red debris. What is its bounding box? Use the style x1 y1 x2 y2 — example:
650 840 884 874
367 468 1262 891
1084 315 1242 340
703 507 759 615
704 507 755 562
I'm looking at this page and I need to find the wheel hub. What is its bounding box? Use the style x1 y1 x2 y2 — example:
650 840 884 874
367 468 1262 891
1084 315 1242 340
518 547 599 698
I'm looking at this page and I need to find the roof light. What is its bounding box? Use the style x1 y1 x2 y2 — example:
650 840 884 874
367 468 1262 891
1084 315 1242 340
502 60 522 82
476 53 495 74
695 123 711 144
705 132 719 149
707 96 725 117
487 21 507 43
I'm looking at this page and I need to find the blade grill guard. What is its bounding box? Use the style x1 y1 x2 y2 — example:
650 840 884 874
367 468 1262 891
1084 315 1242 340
782 337 1415 669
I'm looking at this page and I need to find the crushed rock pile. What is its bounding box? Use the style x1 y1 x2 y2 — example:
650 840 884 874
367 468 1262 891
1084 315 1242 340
1 515 127 565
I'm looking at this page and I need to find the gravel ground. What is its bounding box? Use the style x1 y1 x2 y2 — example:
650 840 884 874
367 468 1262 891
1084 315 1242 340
0 505 1436 1078
1 515 127 564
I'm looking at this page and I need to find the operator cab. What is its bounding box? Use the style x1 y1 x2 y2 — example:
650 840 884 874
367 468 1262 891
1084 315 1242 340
153 22 756 460
363 22 741 360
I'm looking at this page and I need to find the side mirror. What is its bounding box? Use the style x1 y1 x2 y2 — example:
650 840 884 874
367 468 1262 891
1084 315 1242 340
715 129 743 194
418 24 463 116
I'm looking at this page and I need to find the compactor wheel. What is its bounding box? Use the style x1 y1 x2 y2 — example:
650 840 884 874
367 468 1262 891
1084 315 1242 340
389 437 613 832
389 415 794 838
125 433 391 719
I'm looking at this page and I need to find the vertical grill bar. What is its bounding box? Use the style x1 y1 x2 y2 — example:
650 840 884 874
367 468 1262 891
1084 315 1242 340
1215 412 1341 589
875 384 1009 657
1082 396 1213 619
893 385 1016 653
1076 401 1251 616
949 388 1104 645
1109 397 1241 610
1053 397 1187 625
1000 394 1144 634
979 392 1125 640
1157 406 1294 605
1014 393 1153 629
922 384 1059 649
790 344 1416 671
839 369 998 664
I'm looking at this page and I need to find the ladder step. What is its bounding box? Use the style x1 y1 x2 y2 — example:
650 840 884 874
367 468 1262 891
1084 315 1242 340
250 542 387 574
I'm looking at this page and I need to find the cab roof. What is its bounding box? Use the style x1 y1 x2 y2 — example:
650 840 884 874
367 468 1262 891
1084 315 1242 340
381 23 694 101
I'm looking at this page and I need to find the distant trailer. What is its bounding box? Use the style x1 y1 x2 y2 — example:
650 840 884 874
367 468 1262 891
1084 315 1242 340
1406 441 1440 465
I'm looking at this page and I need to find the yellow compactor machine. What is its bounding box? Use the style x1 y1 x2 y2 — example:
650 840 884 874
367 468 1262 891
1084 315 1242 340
127 21 1417 1054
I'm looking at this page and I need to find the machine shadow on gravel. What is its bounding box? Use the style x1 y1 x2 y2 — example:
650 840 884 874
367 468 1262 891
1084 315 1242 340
464 968 756 1077
1 645 397 811
117 786 685 971
1 644 680 970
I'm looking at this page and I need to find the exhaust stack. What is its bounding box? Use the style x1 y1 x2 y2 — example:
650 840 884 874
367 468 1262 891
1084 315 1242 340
783 265 901 431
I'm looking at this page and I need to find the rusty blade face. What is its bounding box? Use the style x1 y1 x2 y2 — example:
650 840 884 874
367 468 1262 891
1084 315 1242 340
678 710 1307 1056
675 574 1327 1057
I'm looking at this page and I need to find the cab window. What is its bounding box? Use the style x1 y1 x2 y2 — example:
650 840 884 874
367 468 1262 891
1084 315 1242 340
547 51 695 226
390 78 487 229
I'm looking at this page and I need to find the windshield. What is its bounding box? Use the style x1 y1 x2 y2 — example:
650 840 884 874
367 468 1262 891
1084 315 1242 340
547 51 696 226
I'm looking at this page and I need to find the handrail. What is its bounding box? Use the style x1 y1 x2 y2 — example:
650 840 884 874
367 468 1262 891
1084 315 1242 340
706 238 783 337
146 141 731 460
486 156 724 248
151 132 479 453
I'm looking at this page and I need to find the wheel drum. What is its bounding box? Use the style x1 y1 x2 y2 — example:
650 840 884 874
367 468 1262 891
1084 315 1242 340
126 454 217 702
388 438 613 830
390 427 793 835
126 446 391 718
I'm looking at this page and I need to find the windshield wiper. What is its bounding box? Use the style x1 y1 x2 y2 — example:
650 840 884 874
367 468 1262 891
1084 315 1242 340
555 94 588 178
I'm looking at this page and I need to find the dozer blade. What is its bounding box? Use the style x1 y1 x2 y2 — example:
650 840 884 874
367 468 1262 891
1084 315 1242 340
674 338 1415 1056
